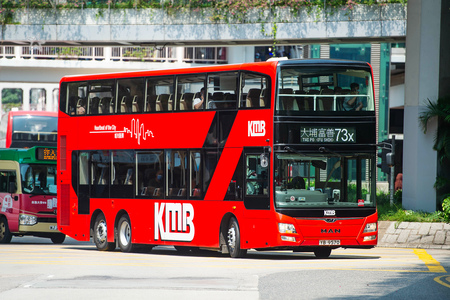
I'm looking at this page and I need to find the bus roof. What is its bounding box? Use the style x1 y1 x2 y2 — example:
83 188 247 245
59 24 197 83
59 61 280 83
0 146 57 164
59 59 371 83
275 58 371 68
4 110 58 118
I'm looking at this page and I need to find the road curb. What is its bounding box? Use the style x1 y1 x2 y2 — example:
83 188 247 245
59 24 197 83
377 221 450 249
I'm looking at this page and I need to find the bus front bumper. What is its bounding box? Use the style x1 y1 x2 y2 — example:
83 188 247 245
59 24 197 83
18 222 59 234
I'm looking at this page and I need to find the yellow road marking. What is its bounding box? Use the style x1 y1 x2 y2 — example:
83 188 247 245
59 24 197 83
434 275 450 288
414 249 447 273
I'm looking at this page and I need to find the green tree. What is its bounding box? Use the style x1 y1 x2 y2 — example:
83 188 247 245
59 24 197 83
1 88 22 112
419 96 450 206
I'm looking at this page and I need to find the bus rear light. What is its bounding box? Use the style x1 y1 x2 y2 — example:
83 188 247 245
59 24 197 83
363 235 376 242
278 223 297 234
363 223 377 233
19 214 37 226
281 236 296 242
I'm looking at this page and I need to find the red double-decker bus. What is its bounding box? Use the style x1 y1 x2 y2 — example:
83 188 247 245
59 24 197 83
57 59 378 258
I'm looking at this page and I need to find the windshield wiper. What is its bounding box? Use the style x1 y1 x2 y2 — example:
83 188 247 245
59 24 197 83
319 147 343 157
284 146 307 156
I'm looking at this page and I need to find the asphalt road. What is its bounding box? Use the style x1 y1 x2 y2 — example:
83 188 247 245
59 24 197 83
1 236 449 300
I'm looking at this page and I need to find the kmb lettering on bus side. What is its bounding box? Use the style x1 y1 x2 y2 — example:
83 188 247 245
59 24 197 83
248 120 266 137
154 202 195 242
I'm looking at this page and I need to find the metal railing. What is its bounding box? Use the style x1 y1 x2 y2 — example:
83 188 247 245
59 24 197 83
21 46 105 60
110 46 177 62
0 46 15 58
0 45 228 64
183 47 228 64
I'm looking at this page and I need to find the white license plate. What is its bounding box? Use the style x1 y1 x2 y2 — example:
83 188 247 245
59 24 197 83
49 225 57 230
319 240 340 245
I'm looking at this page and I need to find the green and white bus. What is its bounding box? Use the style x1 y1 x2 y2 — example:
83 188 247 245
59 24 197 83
0 146 64 243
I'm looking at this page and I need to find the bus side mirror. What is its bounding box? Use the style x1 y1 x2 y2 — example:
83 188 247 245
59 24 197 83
9 182 17 194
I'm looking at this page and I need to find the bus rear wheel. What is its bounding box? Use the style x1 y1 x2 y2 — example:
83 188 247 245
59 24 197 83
314 248 332 259
118 215 133 253
227 217 247 258
93 213 115 251
0 217 12 244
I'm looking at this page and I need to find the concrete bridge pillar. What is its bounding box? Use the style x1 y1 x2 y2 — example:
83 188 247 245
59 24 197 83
22 86 30 111
403 0 444 212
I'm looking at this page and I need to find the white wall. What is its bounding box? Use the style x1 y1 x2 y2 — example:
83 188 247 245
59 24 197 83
227 46 255 64
389 83 404 108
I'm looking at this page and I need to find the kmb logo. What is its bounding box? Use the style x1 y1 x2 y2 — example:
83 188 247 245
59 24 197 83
248 120 266 137
154 202 195 241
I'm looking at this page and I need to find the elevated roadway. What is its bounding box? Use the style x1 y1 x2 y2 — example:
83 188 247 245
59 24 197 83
1 4 406 47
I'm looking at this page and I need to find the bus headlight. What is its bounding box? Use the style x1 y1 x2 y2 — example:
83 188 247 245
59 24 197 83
363 235 377 241
281 236 296 242
19 214 37 226
363 222 377 233
278 223 297 234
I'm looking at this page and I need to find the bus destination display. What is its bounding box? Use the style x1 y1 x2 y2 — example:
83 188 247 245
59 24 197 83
300 126 356 143
36 148 57 161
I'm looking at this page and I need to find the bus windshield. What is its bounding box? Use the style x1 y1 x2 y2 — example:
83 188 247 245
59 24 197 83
276 65 374 113
12 115 58 144
20 164 57 195
274 152 376 209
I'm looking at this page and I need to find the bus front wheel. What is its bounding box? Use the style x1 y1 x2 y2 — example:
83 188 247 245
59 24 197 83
117 215 133 253
51 233 66 244
227 217 247 258
314 248 332 259
93 213 115 251
0 217 12 244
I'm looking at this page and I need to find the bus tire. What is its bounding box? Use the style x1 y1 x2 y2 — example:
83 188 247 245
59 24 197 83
117 215 133 253
314 248 332 259
93 213 115 251
0 217 12 244
227 217 247 258
51 233 66 244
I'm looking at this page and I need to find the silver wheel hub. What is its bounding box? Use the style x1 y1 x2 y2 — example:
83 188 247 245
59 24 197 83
227 227 236 249
0 223 5 238
96 220 107 244
119 221 131 247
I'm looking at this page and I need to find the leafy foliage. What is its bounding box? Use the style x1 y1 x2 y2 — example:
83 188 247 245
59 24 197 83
0 1 408 18
377 189 446 222
419 96 450 164
442 197 450 223
1 88 22 111
419 96 450 205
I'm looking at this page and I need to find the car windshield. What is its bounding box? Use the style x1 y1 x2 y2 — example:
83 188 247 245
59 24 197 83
274 152 376 209
20 164 57 195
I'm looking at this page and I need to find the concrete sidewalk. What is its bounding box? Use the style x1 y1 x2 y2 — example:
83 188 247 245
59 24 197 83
377 221 450 249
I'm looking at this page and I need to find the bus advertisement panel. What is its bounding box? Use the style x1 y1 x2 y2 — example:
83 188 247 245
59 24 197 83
0 146 65 244
57 59 377 258
0 110 58 148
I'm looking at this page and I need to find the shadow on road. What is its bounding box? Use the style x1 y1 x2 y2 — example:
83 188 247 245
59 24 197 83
10 236 380 260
